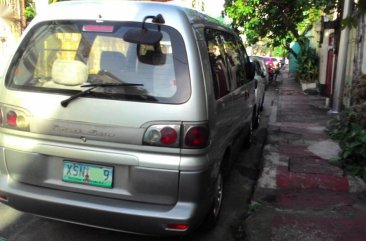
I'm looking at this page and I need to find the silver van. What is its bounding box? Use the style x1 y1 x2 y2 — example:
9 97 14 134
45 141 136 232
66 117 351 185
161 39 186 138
0 0 255 235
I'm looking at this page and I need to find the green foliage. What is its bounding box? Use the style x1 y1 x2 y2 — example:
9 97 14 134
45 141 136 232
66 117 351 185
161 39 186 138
296 46 319 83
24 0 36 22
342 0 366 29
328 111 366 176
247 201 261 214
351 76 366 128
224 0 336 60
328 75 366 176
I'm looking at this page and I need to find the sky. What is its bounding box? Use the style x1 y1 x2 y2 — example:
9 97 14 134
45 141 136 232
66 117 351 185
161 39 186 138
204 0 225 17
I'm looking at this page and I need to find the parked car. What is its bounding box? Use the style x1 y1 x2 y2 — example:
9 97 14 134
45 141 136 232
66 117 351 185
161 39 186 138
263 56 282 82
0 0 256 236
249 57 266 129
250 56 269 86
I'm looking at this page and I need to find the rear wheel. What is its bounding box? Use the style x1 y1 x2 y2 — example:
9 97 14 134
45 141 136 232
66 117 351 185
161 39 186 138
243 118 253 149
201 171 224 229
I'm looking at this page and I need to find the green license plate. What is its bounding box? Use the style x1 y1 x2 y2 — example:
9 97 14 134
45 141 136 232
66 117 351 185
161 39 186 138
62 161 113 188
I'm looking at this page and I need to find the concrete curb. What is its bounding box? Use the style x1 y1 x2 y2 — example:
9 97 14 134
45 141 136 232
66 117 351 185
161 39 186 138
245 72 366 241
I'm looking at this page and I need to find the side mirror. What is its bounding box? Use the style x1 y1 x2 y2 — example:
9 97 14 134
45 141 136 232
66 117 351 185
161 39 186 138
246 62 255 80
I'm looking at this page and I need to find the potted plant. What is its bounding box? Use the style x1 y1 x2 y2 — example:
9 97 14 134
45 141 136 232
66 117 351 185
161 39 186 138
296 46 319 90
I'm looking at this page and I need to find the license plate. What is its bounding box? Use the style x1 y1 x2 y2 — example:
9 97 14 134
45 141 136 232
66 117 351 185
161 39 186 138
62 161 113 188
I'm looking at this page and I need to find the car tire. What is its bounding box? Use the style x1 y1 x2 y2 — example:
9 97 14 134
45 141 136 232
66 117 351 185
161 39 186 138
259 95 265 112
253 106 260 129
243 117 253 149
201 171 224 230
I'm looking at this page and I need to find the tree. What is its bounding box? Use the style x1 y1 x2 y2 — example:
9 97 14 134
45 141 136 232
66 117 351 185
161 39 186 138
224 0 337 59
24 0 36 22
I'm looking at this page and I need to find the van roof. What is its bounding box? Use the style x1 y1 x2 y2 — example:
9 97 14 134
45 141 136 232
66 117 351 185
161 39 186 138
31 0 229 31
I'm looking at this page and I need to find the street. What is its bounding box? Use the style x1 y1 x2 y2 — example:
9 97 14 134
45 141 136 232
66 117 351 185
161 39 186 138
0 89 275 241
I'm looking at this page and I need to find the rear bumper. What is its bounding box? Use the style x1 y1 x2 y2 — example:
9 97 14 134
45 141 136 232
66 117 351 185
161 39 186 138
0 174 211 235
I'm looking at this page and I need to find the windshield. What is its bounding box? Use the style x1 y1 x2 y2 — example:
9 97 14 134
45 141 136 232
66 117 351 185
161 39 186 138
6 21 190 104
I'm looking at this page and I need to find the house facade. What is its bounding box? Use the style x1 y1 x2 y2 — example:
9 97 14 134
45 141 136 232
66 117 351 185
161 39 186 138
0 0 24 72
317 1 366 111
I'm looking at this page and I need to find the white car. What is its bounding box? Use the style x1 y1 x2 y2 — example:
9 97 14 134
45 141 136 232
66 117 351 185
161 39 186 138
250 56 269 86
250 57 267 128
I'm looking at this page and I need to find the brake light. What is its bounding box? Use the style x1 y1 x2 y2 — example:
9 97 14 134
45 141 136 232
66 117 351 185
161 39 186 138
166 223 188 231
184 125 208 148
82 25 114 33
143 125 180 147
160 127 178 145
0 104 30 131
7 111 17 126
143 122 209 149
0 194 8 202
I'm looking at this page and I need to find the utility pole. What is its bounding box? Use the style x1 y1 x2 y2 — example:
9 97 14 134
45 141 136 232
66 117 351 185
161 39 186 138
20 0 25 30
330 0 353 113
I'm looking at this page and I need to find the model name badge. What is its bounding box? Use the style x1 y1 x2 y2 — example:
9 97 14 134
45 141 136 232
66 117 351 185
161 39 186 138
52 125 116 137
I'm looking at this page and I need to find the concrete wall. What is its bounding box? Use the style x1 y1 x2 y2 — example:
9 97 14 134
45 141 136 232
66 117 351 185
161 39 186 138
0 0 22 73
289 42 301 73
318 29 335 85
361 15 366 75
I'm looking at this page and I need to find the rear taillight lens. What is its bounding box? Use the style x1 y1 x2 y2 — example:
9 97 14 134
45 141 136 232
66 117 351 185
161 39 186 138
166 223 189 231
0 194 8 202
184 125 209 148
143 125 180 147
143 122 209 149
7 111 17 126
160 127 178 145
0 104 30 131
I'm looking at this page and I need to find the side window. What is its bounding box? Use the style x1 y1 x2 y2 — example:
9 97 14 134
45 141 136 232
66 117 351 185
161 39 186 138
254 61 262 75
237 39 250 83
205 29 231 100
221 33 246 88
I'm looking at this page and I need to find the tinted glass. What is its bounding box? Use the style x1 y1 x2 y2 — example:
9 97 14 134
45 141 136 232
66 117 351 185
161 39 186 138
221 33 247 87
205 29 231 100
6 21 190 104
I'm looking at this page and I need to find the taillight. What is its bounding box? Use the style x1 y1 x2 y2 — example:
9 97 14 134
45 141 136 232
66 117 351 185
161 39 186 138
184 125 209 148
166 223 189 231
143 122 209 149
143 125 180 147
0 104 30 131
7 111 17 126
0 194 8 202
160 127 178 145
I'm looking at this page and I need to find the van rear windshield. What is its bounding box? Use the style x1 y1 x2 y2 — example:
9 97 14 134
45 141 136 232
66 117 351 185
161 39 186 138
6 21 190 104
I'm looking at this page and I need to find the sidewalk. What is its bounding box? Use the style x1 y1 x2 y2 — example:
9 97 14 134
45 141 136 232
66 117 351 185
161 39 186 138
245 68 366 241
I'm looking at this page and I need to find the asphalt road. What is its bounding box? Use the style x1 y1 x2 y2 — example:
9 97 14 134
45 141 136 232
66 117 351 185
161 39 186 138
0 88 275 241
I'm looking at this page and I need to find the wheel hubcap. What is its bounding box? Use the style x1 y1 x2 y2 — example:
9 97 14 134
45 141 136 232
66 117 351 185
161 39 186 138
213 173 223 217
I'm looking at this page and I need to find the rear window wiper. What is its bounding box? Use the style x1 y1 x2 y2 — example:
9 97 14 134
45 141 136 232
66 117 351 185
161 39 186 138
61 83 144 107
